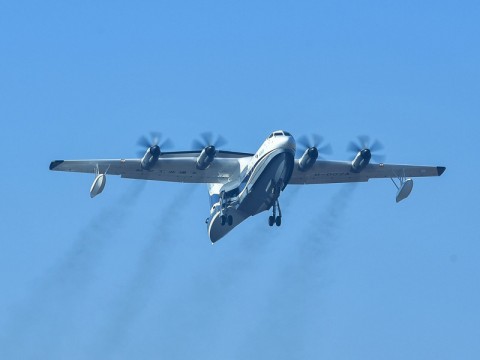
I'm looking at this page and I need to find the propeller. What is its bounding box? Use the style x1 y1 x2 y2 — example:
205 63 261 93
347 135 385 162
192 132 227 150
297 134 332 159
137 132 173 156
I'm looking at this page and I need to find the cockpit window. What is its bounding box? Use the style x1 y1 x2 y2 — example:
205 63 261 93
269 131 291 138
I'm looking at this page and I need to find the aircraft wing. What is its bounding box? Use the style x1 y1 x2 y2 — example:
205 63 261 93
289 160 446 185
49 151 253 184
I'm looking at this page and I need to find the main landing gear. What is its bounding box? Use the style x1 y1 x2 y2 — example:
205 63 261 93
219 190 233 226
268 199 282 227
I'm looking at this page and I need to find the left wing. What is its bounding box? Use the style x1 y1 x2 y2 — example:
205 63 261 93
49 151 253 184
290 160 446 185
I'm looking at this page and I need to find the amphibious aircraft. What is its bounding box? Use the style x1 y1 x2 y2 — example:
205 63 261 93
50 130 445 242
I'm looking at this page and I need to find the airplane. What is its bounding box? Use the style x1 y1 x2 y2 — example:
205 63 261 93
49 130 446 243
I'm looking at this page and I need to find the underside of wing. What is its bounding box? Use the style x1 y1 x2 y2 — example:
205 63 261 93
50 151 253 184
289 160 446 185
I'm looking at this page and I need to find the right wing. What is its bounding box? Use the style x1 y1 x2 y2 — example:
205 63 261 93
289 160 446 185
49 151 253 184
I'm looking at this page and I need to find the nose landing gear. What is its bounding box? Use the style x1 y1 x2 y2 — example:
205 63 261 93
220 214 233 226
218 191 235 227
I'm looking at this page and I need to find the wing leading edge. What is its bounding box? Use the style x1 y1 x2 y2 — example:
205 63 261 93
49 151 253 184
289 160 445 185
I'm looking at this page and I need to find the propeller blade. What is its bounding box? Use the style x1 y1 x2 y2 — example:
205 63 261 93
150 131 163 146
312 134 323 148
348 135 385 162
201 132 213 146
159 138 173 151
358 135 370 149
297 134 332 158
370 139 384 152
193 132 228 149
137 135 151 148
192 139 205 150
215 135 227 148
297 135 309 149
138 132 173 153
347 141 361 153
318 143 332 155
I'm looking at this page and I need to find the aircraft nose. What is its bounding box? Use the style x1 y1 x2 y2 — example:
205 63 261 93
283 135 296 152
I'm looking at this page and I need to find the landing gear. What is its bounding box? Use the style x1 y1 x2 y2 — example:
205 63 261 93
220 214 233 226
268 199 282 227
275 216 281 226
268 216 275 226
218 191 235 227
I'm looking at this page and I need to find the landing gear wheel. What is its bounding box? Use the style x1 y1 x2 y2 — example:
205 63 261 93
220 215 226 226
269 198 283 228
268 216 275 227
227 215 233 226
275 216 282 227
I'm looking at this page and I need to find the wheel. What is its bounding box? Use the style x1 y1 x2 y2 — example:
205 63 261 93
268 216 275 226
227 215 233 226
275 216 282 227
220 215 226 226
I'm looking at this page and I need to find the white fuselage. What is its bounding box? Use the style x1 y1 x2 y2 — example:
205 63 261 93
208 130 296 242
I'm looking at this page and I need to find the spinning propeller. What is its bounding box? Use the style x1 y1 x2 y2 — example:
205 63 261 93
347 135 385 162
192 132 227 170
296 134 332 172
192 132 227 151
297 134 332 159
137 132 173 156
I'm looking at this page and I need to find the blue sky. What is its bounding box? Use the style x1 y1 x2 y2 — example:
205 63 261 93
0 1 479 359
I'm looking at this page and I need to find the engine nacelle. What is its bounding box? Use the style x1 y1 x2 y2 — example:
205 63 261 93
196 146 216 170
351 149 371 173
141 145 161 170
298 147 318 172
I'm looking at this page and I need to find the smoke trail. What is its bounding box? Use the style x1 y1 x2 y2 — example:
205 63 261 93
92 185 196 359
235 183 357 359
144 185 302 356
0 182 145 359
237 185 301 251
53 182 145 287
210 185 302 291
301 183 357 259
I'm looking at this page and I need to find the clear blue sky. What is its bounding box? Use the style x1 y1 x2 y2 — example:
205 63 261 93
0 1 479 359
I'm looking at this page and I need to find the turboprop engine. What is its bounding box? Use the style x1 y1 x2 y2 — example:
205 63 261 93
350 148 371 173
196 145 216 170
347 136 385 173
137 132 172 170
141 145 161 170
192 132 227 170
296 134 332 172
298 147 318 172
